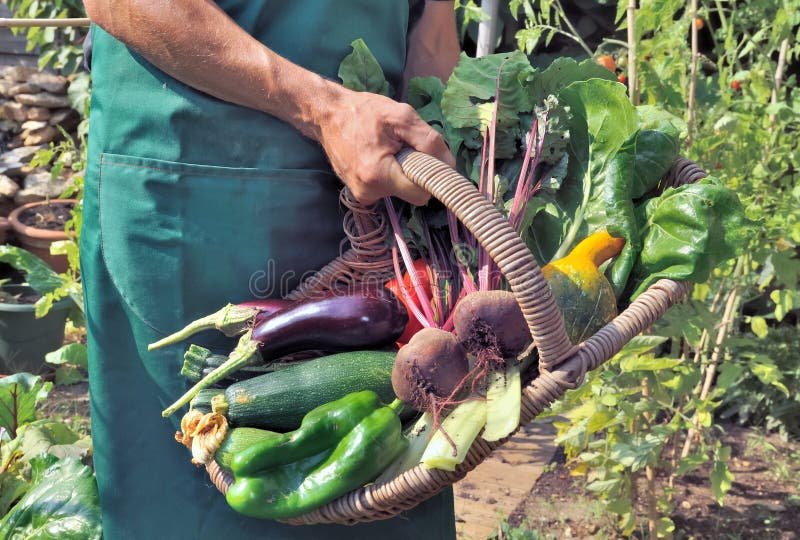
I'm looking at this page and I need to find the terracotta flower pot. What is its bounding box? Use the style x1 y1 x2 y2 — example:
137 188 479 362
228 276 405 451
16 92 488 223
0 216 9 244
8 199 77 273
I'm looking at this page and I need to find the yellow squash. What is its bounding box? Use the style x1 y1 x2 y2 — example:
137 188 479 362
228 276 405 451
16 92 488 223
542 231 625 344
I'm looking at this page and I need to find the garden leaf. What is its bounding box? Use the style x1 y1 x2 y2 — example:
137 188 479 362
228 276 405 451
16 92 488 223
0 374 51 439
0 246 62 296
45 344 88 385
442 51 534 130
529 79 638 262
0 456 101 540
606 129 680 295
529 57 616 104
631 178 753 296
0 473 27 517
711 445 734 505
338 38 390 96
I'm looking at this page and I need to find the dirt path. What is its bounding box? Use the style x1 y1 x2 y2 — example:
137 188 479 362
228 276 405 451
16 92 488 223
454 420 557 539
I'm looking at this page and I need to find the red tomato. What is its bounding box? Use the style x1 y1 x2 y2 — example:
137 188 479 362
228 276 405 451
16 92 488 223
384 259 432 344
596 55 616 73
695 18 704 30
731 80 742 90
618 74 627 84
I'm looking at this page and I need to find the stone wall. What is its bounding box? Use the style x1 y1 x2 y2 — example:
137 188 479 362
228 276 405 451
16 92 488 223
0 66 81 217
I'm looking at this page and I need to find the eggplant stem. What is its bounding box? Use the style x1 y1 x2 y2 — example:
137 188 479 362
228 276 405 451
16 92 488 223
161 330 260 417
147 304 258 351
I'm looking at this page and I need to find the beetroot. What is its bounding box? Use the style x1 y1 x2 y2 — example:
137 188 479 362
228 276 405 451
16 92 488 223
391 328 470 454
392 328 469 411
452 291 530 368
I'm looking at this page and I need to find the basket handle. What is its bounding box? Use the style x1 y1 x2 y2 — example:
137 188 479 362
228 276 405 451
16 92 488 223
396 149 575 370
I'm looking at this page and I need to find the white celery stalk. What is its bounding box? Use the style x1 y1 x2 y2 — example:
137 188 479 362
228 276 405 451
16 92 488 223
482 362 522 442
421 399 487 471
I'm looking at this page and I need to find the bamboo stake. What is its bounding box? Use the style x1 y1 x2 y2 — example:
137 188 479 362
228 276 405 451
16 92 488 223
686 0 699 146
679 257 744 460
768 38 789 127
626 0 638 104
641 378 658 538
0 18 90 28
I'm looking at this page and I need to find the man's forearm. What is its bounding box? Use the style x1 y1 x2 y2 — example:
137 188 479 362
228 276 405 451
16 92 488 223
84 0 456 206
404 1 461 88
84 0 338 141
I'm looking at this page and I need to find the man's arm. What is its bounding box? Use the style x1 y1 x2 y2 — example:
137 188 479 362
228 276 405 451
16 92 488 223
83 0 456 205
403 1 461 95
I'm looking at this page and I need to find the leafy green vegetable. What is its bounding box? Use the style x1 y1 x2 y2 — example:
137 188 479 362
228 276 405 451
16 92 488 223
630 177 753 297
0 473 27 517
606 129 680 296
483 363 522 442
1 420 89 477
421 398 486 471
528 79 638 263
529 57 617 104
442 51 534 127
635 105 687 140
0 456 101 540
337 38 390 96
0 374 51 439
407 76 465 157
441 51 534 159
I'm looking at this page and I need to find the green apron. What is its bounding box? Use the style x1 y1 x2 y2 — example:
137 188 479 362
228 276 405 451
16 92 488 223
80 2 455 538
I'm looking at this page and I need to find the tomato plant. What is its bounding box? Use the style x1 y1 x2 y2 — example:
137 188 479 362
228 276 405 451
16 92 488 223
509 0 800 535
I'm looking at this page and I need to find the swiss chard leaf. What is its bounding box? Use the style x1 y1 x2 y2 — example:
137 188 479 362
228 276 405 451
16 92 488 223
4 420 89 476
606 129 680 296
636 105 687 140
528 79 638 263
406 76 464 156
337 38 390 96
0 456 101 540
630 178 753 297
0 374 51 439
529 57 617 104
0 473 28 517
441 51 534 159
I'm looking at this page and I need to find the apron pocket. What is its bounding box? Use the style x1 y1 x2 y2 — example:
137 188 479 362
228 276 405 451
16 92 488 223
98 152 343 336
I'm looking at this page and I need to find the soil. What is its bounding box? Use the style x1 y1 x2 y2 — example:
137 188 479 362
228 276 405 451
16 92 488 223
36 380 91 436
17 203 73 231
506 423 800 539
0 291 40 304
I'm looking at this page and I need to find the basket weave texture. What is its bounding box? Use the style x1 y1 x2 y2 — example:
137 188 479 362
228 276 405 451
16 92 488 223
204 152 707 525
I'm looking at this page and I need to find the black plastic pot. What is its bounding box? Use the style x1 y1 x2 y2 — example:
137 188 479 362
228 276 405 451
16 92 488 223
0 284 73 374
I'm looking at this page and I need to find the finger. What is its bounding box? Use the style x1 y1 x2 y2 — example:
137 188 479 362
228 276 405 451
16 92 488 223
394 110 456 168
387 158 431 206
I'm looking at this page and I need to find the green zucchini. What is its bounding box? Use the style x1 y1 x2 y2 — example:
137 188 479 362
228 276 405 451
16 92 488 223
195 350 399 431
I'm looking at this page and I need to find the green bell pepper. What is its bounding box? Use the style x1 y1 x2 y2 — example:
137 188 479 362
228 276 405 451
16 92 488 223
225 390 407 520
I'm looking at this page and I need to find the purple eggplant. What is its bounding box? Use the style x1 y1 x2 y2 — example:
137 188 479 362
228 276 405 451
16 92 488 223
148 298 292 351
251 287 408 358
162 288 408 417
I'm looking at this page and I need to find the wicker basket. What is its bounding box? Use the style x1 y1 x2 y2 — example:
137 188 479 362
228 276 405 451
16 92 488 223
203 151 707 525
